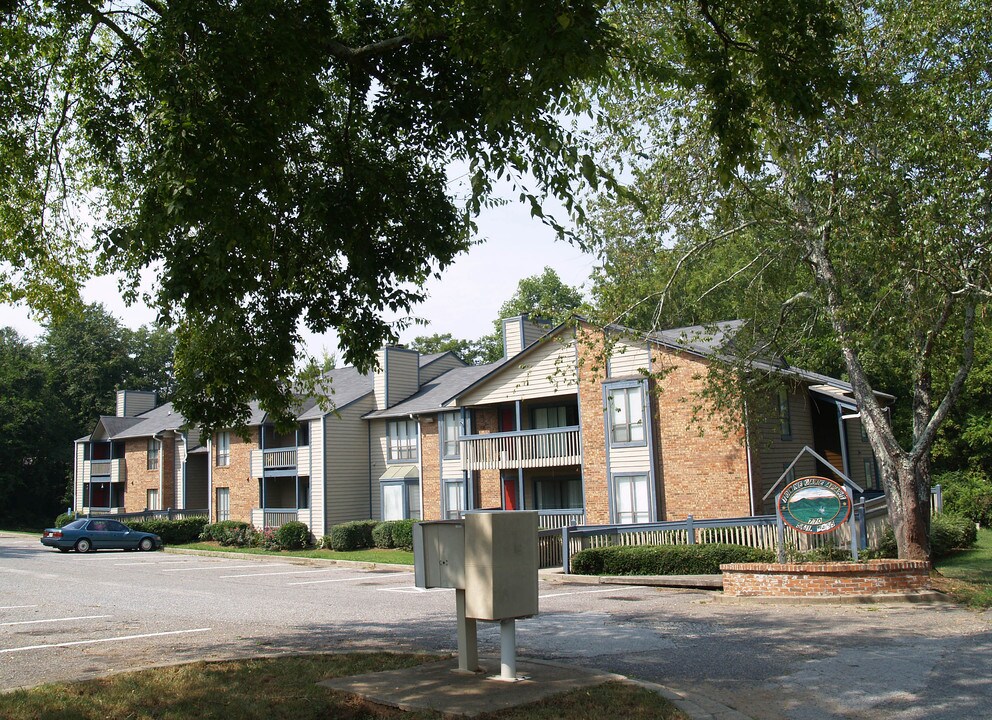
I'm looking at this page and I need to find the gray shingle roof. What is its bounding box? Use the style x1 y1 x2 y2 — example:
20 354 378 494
363 361 508 419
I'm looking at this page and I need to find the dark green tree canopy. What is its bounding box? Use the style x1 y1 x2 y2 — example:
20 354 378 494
1 0 843 430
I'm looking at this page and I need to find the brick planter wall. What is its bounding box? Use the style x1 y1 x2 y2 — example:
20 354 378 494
720 561 931 597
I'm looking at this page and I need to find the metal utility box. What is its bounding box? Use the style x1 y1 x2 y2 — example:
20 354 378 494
463 510 539 621
413 520 465 590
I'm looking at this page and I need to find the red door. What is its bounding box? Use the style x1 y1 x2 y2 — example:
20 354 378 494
502 478 518 510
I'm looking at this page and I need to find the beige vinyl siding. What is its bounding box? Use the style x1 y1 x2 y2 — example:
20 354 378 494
441 456 462 478
309 418 325 536
74 442 86 511
459 336 578 406
421 354 465 383
845 417 879 490
174 435 184 508
325 395 375 527
186 427 202 450
609 444 653 474
503 316 549 357
608 338 650 378
751 388 818 514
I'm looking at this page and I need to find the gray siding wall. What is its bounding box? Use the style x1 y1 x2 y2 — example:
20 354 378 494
116 390 157 418
374 347 421 409
185 456 209 509
751 387 818 514
325 395 375 526
420 354 465 384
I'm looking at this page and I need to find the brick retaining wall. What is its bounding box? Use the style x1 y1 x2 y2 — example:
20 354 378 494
720 560 931 597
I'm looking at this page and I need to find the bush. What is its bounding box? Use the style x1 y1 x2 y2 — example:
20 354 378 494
200 520 253 542
372 520 416 550
221 525 261 547
930 513 978 559
127 516 208 545
54 512 76 528
326 520 378 551
571 543 775 576
934 470 992 527
275 521 311 550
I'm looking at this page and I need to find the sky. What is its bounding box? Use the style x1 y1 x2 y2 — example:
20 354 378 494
0 186 600 360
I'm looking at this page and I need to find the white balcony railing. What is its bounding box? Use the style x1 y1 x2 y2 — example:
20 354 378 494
250 446 309 478
460 427 581 471
87 458 126 483
251 508 306 529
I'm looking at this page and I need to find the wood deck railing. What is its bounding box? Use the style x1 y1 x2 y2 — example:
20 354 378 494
460 427 581 470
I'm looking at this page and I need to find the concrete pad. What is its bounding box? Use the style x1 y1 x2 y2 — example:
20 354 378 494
318 656 625 718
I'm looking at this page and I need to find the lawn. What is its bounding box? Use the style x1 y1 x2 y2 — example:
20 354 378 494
932 527 992 608
174 541 414 565
0 654 687 720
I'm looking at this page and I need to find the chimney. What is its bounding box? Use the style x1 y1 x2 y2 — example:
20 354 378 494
373 346 421 410
116 390 158 417
502 314 551 358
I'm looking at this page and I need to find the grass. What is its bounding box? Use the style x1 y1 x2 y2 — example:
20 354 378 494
932 527 992 608
0 653 687 720
174 541 414 565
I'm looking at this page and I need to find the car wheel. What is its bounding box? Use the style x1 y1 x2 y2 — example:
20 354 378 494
138 537 154 551
58 547 70 553
74 538 92 553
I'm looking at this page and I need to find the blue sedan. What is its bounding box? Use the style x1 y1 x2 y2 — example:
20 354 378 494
41 518 163 553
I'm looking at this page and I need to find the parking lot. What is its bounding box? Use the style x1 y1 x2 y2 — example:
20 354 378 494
3 531 991 719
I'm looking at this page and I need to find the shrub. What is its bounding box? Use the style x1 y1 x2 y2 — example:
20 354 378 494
327 520 378 551
275 521 311 550
200 520 252 542
571 543 775 576
54 512 76 528
930 513 978 559
934 470 992 527
371 520 416 550
127 516 208 545
222 525 261 547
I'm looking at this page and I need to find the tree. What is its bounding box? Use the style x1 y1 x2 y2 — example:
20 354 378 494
409 333 487 365
0 1 847 431
587 0 991 559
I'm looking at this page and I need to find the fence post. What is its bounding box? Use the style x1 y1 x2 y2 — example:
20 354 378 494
562 526 571 575
775 491 786 563
685 515 695 545
848 489 860 561
932 485 943 514
168 507 174 521
858 498 868 549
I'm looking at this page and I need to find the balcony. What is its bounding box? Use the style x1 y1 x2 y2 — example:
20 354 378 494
251 508 307 529
250 446 310 478
86 458 126 483
460 427 581 471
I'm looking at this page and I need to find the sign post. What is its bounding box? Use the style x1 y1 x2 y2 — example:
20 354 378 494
776 476 853 558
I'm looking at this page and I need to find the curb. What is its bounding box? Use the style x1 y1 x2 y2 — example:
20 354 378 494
163 546 412 573
624 678 754 720
711 590 953 605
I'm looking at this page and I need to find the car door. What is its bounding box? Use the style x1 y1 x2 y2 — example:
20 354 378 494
87 519 112 549
103 520 135 549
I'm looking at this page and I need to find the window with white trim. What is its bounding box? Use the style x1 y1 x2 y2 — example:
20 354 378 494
613 474 651 524
533 405 568 429
607 385 645 445
216 431 230 466
147 439 159 470
441 413 460 459
444 479 465 519
778 387 792 440
387 420 418 461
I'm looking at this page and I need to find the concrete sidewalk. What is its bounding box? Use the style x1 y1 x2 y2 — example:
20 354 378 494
319 656 752 719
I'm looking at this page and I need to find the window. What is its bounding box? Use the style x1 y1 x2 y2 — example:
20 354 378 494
216 488 230 522
533 405 568 429
147 489 160 511
382 480 421 520
613 474 651 524
147 439 159 470
607 385 645 445
216 431 230 466
535 478 583 510
297 477 310 509
441 413 460 459
864 458 880 491
778 387 792 440
444 479 465 519
388 420 418 461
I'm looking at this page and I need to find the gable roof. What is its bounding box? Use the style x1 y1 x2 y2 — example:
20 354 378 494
363 361 508 419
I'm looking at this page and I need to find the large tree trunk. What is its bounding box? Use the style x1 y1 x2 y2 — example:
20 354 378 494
883 456 931 561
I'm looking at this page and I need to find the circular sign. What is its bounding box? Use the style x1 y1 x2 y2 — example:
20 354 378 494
777 476 851 534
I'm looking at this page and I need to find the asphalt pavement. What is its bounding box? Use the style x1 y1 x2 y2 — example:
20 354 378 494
1 531 989 719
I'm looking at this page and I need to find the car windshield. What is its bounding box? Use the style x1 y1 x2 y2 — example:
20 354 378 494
63 519 87 529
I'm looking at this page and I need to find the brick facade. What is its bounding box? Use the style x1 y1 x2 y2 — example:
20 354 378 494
721 561 931 597
576 328 610 524
210 428 259 524
123 434 175 511
651 348 751 520
420 418 441 521
473 407 503 509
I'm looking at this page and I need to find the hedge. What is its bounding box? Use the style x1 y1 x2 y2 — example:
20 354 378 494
274 521 311 550
372 520 415 550
929 513 978 558
54 512 76 528
126 516 208 545
326 520 378 551
571 543 775 576
200 520 253 543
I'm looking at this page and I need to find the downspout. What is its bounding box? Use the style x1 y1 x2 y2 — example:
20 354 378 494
837 403 852 482
207 436 213 522
461 407 469 513
743 400 756 516
515 400 524 509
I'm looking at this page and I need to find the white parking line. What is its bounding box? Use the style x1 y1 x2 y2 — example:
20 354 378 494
539 586 647 599
0 628 212 654
380 586 448 594
218 568 338 579
1 614 112 627
0 605 39 610
160 564 290 572
287 574 405 586
114 560 194 566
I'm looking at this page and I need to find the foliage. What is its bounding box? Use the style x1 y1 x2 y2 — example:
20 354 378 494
933 471 992 528
932 528 992 609
585 0 992 559
409 333 488 366
200 521 259 547
274 521 312 551
571 543 774 575
54 512 76 528
371 519 415 550
200 520 251 542
326 520 378 551
929 514 978 560
127 516 208 545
